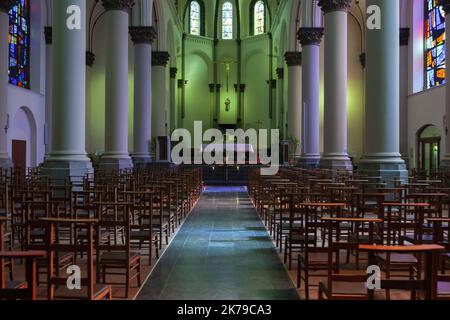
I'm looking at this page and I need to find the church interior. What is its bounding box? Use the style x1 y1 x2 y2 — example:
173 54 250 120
1 0 450 302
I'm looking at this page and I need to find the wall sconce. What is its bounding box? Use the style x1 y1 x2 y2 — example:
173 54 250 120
4 114 9 134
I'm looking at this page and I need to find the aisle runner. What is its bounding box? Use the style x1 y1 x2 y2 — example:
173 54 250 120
136 187 299 300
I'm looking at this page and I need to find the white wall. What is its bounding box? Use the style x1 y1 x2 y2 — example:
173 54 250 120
5 0 45 167
407 87 445 169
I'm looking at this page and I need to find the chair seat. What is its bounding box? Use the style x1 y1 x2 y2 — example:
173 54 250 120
376 253 418 264
289 234 316 243
332 281 368 295
402 234 434 244
4 280 26 289
349 234 382 244
131 230 153 240
38 252 74 266
52 284 111 300
100 251 140 266
300 251 329 264
438 281 450 296
278 222 303 229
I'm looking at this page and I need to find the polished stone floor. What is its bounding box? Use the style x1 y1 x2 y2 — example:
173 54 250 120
136 186 299 300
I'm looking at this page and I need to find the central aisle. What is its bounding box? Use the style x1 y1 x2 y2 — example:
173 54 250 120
136 186 299 300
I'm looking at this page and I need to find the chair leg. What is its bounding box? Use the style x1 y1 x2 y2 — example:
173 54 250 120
138 260 142 287
126 268 130 299
284 236 288 264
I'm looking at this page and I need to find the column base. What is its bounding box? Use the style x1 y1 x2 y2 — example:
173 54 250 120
296 155 320 168
99 155 133 172
319 155 353 171
357 159 408 186
132 154 152 168
41 158 93 183
0 155 12 171
440 156 450 171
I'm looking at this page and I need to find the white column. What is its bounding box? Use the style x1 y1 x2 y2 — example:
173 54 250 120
0 1 13 170
441 2 450 169
358 0 407 182
284 52 302 160
130 26 156 166
99 0 134 171
170 67 178 133
44 27 53 157
318 0 352 171
399 28 410 164
298 28 323 167
85 51 95 154
152 51 170 139
43 0 92 180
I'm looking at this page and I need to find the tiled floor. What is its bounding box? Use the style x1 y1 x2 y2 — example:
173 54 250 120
136 186 299 300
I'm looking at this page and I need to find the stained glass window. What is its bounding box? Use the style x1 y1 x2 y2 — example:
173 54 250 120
222 2 233 40
8 0 30 89
254 1 265 35
190 1 201 35
425 0 446 89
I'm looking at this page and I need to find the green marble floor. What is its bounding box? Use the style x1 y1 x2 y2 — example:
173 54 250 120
136 186 299 300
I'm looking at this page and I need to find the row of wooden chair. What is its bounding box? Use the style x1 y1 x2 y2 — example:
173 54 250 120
0 166 203 300
249 167 450 300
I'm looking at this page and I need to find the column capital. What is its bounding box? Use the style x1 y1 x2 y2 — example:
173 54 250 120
86 51 96 67
318 0 352 14
209 83 216 93
234 84 246 92
170 67 178 79
102 0 135 11
152 51 170 66
129 26 157 44
400 28 410 46
298 28 324 46
284 52 302 67
439 0 450 14
44 27 53 45
0 0 15 13
276 68 284 79
178 79 187 88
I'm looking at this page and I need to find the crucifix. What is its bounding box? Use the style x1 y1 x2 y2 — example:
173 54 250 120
214 59 237 92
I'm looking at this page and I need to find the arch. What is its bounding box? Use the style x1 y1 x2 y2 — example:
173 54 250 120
417 124 441 138
153 0 166 50
287 0 301 51
183 0 206 36
249 0 272 36
416 124 441 174
10 106 37 167
222 1 234 39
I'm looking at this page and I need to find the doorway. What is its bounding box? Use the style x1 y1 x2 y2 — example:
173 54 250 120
417 125 441 176
12 140 26 175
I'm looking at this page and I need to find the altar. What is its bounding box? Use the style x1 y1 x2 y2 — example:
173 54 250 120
201 133 257 165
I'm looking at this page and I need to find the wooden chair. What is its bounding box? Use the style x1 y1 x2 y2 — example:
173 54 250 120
96 202 141 298
40 218 112 300
317 218 381 300
0 251 46 300
360 244 445 300
0 218 14 282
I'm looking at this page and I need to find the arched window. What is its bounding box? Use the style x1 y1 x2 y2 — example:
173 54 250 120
425 0 446 89
222 1 233 40
190 1 201 35
254 0 265 35
9 0 30 89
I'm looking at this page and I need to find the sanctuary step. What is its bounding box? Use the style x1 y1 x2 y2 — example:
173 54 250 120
183 165 260 186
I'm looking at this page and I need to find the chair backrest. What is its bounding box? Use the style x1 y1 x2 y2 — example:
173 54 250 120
0 251 46 300
359 244 445 300
40 218 99 300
